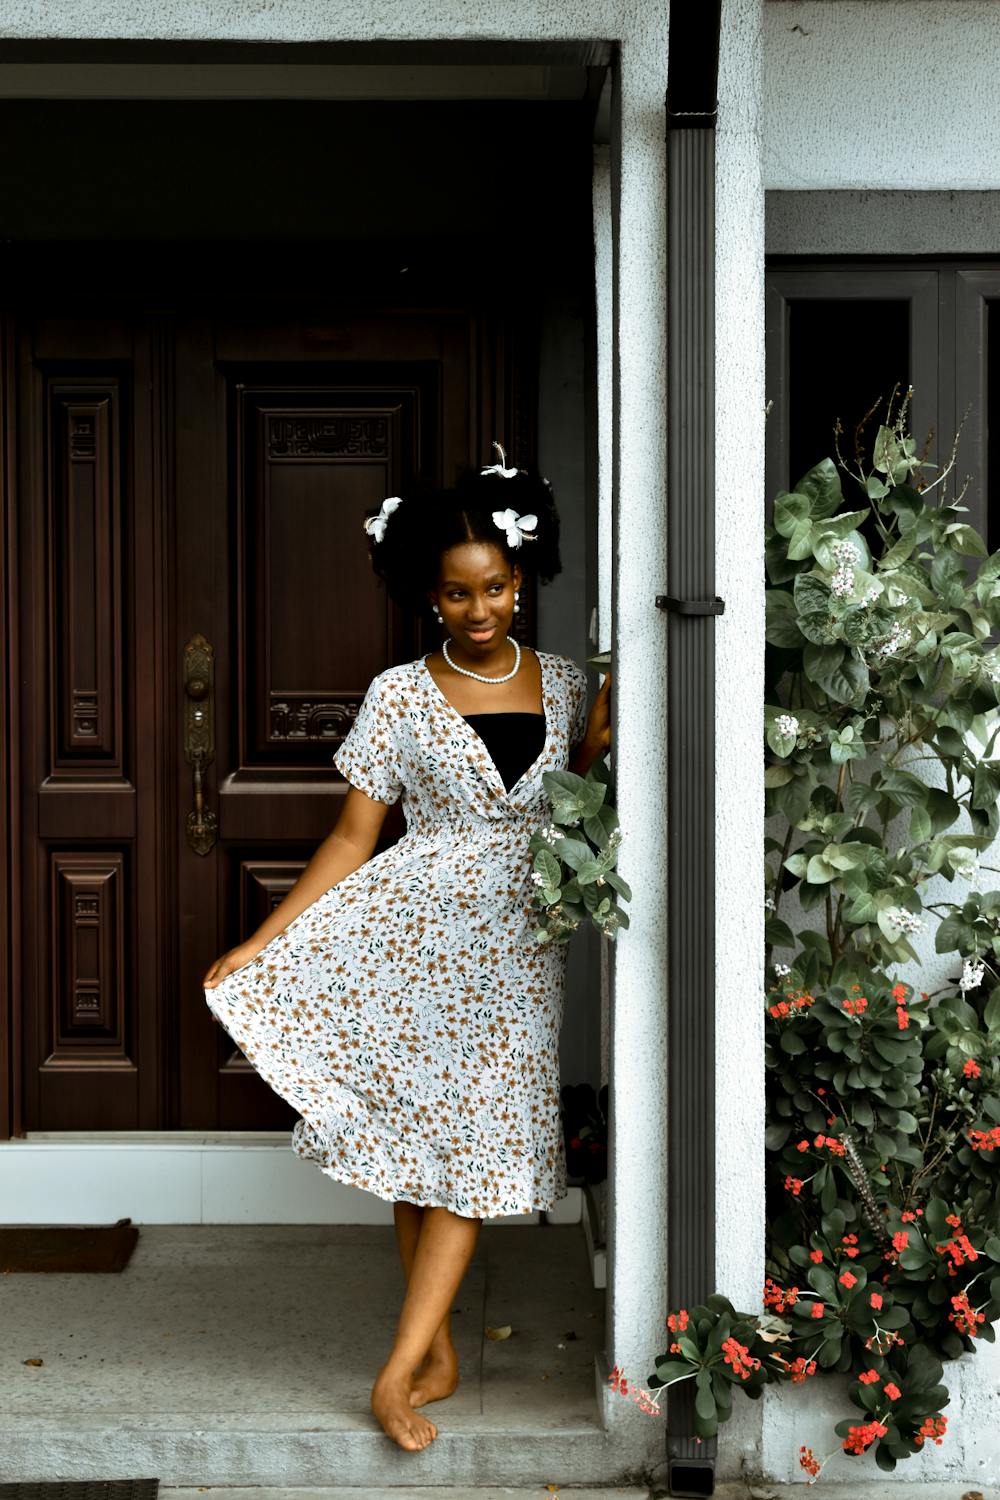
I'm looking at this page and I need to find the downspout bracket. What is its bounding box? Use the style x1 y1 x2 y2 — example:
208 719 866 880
655 594 725 615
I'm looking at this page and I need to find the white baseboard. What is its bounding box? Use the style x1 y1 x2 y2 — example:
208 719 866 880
0 1134 581 1227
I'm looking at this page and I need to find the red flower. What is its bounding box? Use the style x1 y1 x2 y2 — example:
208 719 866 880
858 1369 880 1385
838 1270 858 1289
789 1356 817 1383
901 1211 916 1222
785 1176 803 1196
892 1231 909 1253
869 1292 883 1311
810 1302 825 1320
721 1336 761 1381
914 1415 947 1448
842 1420 888 1455
963 1057 981 1079
667 1308 689 1333
799 1445 821 1478
884 1382 902 1401
809 1248 824 1263
949 1290 987 1338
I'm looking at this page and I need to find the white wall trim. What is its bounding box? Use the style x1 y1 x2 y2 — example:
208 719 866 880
0 1136 583 1226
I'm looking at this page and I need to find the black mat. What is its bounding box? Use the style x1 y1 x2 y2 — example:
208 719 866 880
0 1486 157 1500
0 1218 139 1273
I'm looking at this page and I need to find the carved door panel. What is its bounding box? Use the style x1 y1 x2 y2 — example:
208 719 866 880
10 300 534 1133
174 311 475 1128
13 314 168 1130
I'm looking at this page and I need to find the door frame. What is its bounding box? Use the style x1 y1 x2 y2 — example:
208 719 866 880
0 266 540 1136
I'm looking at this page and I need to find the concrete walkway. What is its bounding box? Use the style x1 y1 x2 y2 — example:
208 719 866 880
0 1222 644 1488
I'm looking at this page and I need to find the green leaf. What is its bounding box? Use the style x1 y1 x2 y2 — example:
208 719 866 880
791 458 844 519
532 849 561 886
803 643 870 705
766 589 806 648
945 524 988 557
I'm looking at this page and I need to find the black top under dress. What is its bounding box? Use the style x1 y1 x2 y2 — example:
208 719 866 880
463 712 547 792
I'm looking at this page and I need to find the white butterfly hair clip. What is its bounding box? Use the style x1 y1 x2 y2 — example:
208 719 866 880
492 507 538 549
363 495 403 543
480 441 520 479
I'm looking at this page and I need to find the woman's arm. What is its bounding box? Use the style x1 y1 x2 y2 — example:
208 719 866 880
203 785 391 987
569 672 612 778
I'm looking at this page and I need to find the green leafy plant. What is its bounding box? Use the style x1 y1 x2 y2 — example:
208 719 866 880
610 389 1000 1474
528 759 630 942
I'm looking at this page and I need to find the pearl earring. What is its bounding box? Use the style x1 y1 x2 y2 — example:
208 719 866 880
434 605 443 624
513 590 520 615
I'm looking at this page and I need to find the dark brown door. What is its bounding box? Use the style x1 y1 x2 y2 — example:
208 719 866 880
9 297 534 1132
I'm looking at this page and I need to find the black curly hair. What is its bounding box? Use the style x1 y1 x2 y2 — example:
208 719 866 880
364 458 562 614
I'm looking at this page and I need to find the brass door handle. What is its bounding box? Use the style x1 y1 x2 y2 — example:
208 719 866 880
183 632 218 856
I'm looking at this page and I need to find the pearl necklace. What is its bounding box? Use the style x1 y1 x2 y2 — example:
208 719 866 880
442 635 521 684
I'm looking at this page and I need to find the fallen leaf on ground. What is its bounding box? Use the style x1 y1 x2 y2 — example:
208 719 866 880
22 1358 43 1367
545 1486 560 1494
485 1324 512 1340
962 1492 985 1500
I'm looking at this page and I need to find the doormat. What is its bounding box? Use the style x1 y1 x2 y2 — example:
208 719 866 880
0 1486 157 1500
0 1218 139 1273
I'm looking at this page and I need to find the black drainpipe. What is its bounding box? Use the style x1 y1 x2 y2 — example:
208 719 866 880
659 3 724 1497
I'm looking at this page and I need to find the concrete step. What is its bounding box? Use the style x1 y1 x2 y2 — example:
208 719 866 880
0 1410 647 1488
162 1489 654 1499
0 1224 663 1488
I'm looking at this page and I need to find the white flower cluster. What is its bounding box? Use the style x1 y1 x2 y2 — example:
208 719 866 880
764 893 775 911
863 585 880 605
537 824 561 848
830 539 861 598
773 961 791 978
959 957 986 992
869 621 911 663
883 906 923 936
775 713 800 739
530 871 549 888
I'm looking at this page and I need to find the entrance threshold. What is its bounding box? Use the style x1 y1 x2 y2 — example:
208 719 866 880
0 1223 630 1488
0 1134 582 1227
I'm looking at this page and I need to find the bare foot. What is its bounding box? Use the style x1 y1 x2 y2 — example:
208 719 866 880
409 1340 460 1406
371 1366 438 1450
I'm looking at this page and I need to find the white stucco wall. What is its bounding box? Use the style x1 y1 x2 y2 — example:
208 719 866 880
713 0 769 1480
764 0 1000 190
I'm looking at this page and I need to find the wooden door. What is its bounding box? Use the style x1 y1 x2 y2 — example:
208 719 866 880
6 296 535 1134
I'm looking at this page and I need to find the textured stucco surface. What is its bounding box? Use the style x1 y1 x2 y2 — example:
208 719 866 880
764 1 1000 189
767 188 1000 256
712 0 768 1483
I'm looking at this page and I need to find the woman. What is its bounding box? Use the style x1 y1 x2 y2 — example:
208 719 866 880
203 451 611 1453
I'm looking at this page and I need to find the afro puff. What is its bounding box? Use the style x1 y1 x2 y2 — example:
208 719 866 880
364 450 562 614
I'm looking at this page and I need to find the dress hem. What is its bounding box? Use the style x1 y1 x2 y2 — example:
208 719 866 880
295 1139 568 1221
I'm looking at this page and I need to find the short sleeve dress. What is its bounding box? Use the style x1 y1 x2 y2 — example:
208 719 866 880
204 649 589 1220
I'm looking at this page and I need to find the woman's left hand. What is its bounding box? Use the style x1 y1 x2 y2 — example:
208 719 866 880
569 673 612 778
586 672 612 755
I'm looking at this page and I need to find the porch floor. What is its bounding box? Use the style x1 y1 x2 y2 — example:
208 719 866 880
0 1222 649 1489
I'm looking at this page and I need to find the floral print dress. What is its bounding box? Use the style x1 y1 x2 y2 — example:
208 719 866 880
204 649 588 1219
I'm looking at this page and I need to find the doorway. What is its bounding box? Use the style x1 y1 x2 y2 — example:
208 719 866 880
1 88 599 1136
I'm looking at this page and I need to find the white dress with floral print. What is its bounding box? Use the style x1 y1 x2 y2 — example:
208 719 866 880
204 649 588 1220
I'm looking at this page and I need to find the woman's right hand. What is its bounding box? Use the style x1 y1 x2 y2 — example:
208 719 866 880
203 939 265 989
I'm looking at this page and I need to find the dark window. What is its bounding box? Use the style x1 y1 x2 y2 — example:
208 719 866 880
787 299 911 489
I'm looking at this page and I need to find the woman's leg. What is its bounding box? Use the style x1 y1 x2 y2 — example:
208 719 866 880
372 1204 482 1450
392 1202 459 1407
